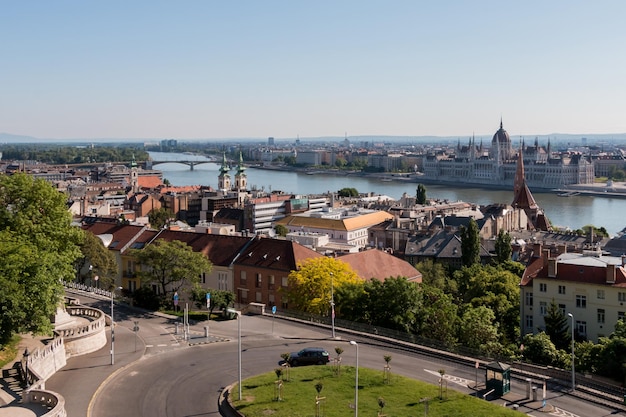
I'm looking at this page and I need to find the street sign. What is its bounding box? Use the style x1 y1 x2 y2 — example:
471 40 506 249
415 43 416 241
272 305 277 314
206 292 211 309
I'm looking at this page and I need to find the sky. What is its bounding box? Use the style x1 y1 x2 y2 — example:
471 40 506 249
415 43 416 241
2 1 626 141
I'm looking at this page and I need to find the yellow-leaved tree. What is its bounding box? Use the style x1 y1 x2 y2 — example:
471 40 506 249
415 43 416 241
284 257 361 315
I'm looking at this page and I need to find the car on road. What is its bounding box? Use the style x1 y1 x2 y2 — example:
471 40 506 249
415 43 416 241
286 347 330 366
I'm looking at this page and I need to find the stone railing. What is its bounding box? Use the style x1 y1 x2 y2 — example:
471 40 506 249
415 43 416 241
25 336 66 385
22 389 67 417
60 306 107 357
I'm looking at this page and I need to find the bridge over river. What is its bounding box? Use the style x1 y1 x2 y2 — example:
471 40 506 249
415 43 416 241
149 159 217 170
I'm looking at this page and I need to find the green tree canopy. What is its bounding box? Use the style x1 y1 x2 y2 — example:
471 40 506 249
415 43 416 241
494 229 512 263
0 173 83 345
148 207 174 230
131 239 213 305
459 306 500 351
337 187 358 198
284 257 361 315
274 224 289 237
190 287 234 317
362 277 422 334
544 299 570 350
460 218 481 267
416 184 427 205
77 230 118 289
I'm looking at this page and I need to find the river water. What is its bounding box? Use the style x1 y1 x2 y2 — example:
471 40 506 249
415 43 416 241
148 152 626 236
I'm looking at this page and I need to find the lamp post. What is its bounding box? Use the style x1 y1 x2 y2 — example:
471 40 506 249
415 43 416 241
111 286 122 365
23 348 30 389
330 272 335 339
567 312 575 392
349 340 359 417
237 311 242 401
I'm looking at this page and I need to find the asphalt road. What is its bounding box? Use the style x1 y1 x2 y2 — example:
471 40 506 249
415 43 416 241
50 292 625 417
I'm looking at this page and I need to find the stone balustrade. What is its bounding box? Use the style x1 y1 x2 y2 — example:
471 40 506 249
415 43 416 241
22 389 67 417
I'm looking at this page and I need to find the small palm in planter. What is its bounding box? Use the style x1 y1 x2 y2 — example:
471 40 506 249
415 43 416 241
378 397 387 416
280 352 291 381
383 355 392 384
274 368 284 401
334 347 344 375
314 381 325 417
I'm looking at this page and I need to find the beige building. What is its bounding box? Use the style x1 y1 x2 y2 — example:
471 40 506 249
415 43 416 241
276 207 394 249
521 244 626 342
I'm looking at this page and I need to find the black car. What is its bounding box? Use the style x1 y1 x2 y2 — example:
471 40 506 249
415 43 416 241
286 347 330 366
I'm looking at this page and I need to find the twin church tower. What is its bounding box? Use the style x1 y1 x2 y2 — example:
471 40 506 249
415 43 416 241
218 151 247 192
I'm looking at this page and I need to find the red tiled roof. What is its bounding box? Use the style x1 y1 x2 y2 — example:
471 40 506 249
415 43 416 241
235 237 322 271
338 249 422 282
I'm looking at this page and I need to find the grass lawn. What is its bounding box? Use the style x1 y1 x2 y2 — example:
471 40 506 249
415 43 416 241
231 365 520 417
0 334 21 369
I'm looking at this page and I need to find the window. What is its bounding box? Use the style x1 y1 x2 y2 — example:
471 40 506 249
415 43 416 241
256 292 262 302
575 321 587 337
282 276 288 287
268 275 275 290
559 304 566 315
576 295 587 308
558 285 566 295
598 309 605 324
256 273 262 288
525 315 533 329
597 289 605 300
525 292 533 307
619 292 626 302
539 283 547 293
540 301 547 316
240 270 247 284
619 312 625 322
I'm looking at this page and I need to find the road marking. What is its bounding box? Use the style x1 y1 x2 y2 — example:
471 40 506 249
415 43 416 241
549 407 579 417
423 369 472 387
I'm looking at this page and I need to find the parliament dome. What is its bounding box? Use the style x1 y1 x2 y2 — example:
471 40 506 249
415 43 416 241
492 119 510 146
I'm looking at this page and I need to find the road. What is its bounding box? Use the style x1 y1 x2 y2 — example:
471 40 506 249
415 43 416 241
49 292 625 417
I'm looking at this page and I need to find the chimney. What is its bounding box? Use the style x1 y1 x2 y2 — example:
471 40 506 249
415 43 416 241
607 264 616 284
542 248 550 269
533 243 543 257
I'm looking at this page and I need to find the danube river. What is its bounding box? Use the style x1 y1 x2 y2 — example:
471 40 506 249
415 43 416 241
148 152 626 236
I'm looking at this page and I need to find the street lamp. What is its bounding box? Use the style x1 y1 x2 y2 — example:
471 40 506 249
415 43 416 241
349 340 359 417
567 312 575 391
330 272 335 339
237 311 242 401
23 348 30 389
111 286 123 365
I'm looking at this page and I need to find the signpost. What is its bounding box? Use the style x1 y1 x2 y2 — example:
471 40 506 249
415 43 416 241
206 293 211 336
272 305 277 334
173 292 179 312
133 321 139 352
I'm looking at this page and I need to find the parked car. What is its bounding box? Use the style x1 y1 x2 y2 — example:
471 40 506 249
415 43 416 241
286 347 330 366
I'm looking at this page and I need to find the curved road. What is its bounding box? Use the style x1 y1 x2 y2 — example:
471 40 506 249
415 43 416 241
52 293 624 417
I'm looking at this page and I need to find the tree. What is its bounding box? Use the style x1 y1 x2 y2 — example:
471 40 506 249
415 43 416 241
418 286 458 345
458 306 500 351
0 173 83 345
284 257 361 315
148 207 173 230
131 239 213 306
362 277 422 333
544 299 570 350
521 332 563 367
274 224 289 237
337 187 358 198
453 264 520 343
416 184 427 205
460 218 480 267
415 259 456 294
190 286 234 317
77 230 118 289
494 229 512 263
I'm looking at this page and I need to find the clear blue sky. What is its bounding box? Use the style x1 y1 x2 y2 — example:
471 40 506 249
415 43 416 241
2 1 625 140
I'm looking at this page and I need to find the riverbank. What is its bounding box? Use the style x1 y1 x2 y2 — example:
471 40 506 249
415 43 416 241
250 164 626 198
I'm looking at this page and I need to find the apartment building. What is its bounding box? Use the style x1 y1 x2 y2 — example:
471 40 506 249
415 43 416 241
520 244 626 342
